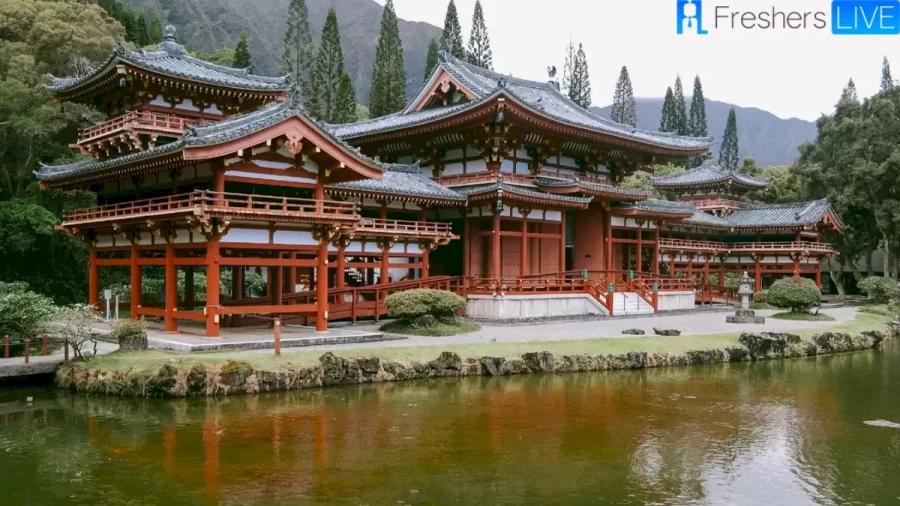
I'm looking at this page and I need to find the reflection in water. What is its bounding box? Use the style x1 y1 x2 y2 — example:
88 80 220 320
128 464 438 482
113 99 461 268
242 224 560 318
2 341 900 505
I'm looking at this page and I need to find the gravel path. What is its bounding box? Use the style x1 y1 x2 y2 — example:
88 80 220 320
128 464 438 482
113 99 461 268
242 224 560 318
253 307 860 355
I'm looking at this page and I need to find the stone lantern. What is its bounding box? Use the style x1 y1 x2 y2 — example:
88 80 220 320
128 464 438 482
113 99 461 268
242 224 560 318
726 271 765 324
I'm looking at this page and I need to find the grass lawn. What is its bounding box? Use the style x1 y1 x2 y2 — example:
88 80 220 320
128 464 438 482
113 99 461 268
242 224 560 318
380 317 481 337
82 306 893 373
770 311 836 321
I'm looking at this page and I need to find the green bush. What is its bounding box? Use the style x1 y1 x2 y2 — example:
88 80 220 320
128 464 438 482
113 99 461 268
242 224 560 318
857 276 900 303
766 277 821 313
110 319 147 350
384 289 466 321
753 291 767 303
0 283 57 339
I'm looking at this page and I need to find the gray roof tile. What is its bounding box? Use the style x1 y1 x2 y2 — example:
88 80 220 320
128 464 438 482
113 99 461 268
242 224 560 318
47 32 287 94
455 181 592 206
650 161 769 189
327 164 467 202
614 199 696 215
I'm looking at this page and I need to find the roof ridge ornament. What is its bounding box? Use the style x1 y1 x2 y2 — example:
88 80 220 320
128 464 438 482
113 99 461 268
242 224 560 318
156 25 185 57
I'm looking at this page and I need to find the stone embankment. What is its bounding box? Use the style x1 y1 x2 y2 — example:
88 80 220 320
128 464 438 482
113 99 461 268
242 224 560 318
56 326 896 397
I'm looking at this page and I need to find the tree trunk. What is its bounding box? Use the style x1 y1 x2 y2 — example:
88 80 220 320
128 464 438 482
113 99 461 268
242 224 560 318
849 263 864 282
883 234 891 277
867 250 874 277
892 254 899 280
827 258 846 301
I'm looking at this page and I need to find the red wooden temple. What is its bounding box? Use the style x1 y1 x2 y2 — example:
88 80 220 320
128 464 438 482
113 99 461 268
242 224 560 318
38 28 841 337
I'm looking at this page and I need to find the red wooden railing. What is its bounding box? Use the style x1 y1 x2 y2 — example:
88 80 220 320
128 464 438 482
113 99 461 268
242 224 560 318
78 111 199 143
63 190 358 224
683 197 742 211
354 218 452 235
657 238 835 254
695 284 739 304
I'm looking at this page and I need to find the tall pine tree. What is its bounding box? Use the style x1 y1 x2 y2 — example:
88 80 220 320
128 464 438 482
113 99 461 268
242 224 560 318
334 71 357 123
134 12 149 47
281 0 315 106
718 107 739 170
688 75 707 137
148 14 163 43
659 87 675 132
672 76 689 135
466 0 492 69
841 78 858 103
567 43 591 108
882 56 893 91
308 8 345 122
610 66 637 127
233 34 252 69
424 38 439 82
562 40 575 97
369 0 406 118
440 0 465 59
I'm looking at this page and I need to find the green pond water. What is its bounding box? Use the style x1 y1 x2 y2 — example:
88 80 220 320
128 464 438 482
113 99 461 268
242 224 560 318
2 341 900 505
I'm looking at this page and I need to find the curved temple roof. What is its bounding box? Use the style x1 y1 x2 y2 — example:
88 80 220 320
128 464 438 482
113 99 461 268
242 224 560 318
327 164 467 204
329 52 712 153
683 199 840 230
47 27 288 95
650 161 769 190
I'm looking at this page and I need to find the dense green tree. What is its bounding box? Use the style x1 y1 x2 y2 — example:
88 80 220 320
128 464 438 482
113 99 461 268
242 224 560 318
718 107 739 170
688 75 708 136
745 165 803 203
882 56 893 91
659 87 675 132
423 38 439 82
308 8 345 121
672 76 689 135
841 78 858 103
369 0 406 118
191 48 235 66
281 0 315 105
466 0 492 69
134 13 149 47
440 0 465 59
562 40 575 96
148 13 163 43
233 33 252 69
567 43 591 108
334 71 357 123
610 66 637 127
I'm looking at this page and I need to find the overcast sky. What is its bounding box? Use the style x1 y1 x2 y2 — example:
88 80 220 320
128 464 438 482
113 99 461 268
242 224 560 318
380 0 900 121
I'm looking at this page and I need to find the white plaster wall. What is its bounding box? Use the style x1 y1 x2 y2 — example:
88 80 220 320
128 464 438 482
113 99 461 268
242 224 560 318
466 294 608 318
272 230 316 246
443 162 464 176
656 291 696 311
222 228 269 244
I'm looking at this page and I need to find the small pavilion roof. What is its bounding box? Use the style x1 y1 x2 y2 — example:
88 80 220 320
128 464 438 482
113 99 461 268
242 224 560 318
46 26 288 95
331 52 712 153
682 199 841 230
650 162 769 191
533 176 651 201
613 199 696 218
327 164 467 205
36 97 381 185
454 179 592 209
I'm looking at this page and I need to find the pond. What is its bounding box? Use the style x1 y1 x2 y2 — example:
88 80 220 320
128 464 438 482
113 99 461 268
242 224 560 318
2 340 899 505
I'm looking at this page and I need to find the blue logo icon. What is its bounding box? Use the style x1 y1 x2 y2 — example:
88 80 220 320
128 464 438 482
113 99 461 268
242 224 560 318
677 0 708 35
832 0 900 34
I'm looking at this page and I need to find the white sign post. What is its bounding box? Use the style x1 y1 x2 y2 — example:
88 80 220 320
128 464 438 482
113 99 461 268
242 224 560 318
103 289 112 321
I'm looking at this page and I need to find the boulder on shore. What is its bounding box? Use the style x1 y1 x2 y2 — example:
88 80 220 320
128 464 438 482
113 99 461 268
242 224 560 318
739 332 801 359
653 328 681 336
622 328 646 335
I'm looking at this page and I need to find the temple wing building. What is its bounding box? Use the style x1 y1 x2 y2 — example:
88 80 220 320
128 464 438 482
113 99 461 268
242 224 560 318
37 32 840 336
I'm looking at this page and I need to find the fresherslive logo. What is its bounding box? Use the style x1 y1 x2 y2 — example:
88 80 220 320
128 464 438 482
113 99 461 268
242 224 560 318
676 0 708 35
676 0 900 35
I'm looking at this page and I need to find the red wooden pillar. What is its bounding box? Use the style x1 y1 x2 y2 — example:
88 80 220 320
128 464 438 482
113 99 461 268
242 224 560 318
793 254 801 277
605 209 613 273
164 241 177 333
520 209 529 277
491 210 501 279
288 252 297 294
559 211 566 272
686 254 694 282
420 208 430 279
88 246 99 306
719 264 725 287
754 255 762 291
652 226 660 275
130 243 141 320
636 222 643 273
233 266 244 300
272 265 282 306
336 247 346 288
205 237 221 338
815 260 822 288
463 216 471 277
315 238 329 332
380 243 390 286
703 258 710 285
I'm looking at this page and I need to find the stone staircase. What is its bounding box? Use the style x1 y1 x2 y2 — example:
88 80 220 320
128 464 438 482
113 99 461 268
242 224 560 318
612 292 655 316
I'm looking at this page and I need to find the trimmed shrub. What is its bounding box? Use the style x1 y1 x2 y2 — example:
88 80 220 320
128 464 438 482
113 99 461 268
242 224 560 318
857 276 900 303
753 291 767 303
384 289 466 321
110 319 148 350
766 277 821 313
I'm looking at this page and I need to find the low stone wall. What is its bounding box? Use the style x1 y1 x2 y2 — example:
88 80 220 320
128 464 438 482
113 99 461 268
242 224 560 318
55 324 897 398
656 291 696 311
466 294 607 319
